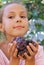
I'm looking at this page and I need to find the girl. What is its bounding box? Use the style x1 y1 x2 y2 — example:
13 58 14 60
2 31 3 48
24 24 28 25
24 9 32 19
0 3 44 65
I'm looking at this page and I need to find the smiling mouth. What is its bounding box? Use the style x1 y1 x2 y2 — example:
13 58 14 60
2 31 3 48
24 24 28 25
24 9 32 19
13 26 24 29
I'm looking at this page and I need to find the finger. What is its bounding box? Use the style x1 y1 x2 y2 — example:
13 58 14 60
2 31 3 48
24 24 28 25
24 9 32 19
13 41 17 45
8 41 17 57
35 42 39 48
13 48 18 58
18 55 24 60
29 43 38 53
27 46 35 56
32 41 38 48
12 41 17 52
8 43 13 54
11 43 16 57
24 52 32 60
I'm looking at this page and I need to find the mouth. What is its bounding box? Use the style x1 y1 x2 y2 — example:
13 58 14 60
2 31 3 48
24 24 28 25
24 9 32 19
13 26 24 29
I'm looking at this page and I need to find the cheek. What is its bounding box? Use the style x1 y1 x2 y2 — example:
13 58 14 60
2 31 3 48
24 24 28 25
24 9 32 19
4 21 13 32
25 20 29 31
23 18 28 28
23 18 28 23
5 19 13 27
3 18 14 33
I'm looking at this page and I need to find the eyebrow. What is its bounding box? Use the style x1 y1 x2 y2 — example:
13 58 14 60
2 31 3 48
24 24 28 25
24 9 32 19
20 11 27 16
20 11 27 14
7 11 27 16
8 12 15 14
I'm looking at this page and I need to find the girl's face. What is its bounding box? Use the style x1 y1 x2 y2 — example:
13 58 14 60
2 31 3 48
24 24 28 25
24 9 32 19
2 3 28 37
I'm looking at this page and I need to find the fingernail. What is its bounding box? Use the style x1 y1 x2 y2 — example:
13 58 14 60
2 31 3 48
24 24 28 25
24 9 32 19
9 43 13 46
29 43 31 45
27 46 29 48
13 41 17 44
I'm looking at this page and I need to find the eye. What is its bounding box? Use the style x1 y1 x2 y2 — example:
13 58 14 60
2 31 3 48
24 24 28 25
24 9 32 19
8 16 14 19
20 16 26 18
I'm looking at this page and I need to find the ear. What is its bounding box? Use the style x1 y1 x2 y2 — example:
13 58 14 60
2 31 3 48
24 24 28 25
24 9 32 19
0 23 2 28
0 23 4 32
2 22 6 33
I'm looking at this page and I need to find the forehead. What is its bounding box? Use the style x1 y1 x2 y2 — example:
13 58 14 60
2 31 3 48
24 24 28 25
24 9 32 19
4 3 27 14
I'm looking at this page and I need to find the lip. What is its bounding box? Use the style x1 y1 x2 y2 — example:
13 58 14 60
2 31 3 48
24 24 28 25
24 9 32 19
13 26 24 29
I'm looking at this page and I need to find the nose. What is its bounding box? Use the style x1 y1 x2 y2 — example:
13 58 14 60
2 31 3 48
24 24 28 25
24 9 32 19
16 16 22 23
17 20 21 23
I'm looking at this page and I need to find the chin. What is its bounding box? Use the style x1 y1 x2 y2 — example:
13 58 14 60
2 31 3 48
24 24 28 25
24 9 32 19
12 33 25 37
9 30 27 37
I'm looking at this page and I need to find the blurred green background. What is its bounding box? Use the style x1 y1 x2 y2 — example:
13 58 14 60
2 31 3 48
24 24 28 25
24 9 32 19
0 0 44 46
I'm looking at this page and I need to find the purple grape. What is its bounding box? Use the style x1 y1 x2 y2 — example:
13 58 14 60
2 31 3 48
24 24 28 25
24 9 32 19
13 37 26 50
13 36 36 58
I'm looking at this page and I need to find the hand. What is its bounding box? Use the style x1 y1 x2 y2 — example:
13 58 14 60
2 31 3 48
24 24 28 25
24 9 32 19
8 41 20 65
24 41 38 65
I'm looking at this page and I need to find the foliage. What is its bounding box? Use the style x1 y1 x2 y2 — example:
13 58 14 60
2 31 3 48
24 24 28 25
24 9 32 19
41 40 44 45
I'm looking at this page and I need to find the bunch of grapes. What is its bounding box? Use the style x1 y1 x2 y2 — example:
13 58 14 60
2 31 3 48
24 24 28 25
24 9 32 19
13 36 36 58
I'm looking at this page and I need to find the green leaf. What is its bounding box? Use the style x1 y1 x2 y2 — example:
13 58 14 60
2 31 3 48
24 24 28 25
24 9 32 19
35 23 44 32
41 40 44 45
27 12 32 20
30 31 35 35
39 13 44 20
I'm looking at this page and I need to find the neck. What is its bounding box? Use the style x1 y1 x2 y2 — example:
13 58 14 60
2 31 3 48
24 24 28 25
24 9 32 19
6 34 15 43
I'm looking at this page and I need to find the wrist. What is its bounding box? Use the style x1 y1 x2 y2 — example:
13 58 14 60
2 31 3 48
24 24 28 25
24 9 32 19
9 57 19 65
25 57 35 65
